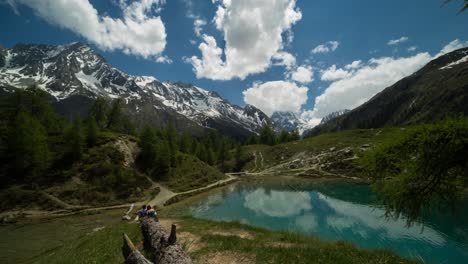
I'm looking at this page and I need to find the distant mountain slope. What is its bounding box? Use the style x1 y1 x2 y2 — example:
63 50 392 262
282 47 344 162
0 42 270 139
308 47 468 136
271 111 303 132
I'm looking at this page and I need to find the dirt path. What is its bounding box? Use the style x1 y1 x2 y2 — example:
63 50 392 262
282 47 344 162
252 151 264 172
147 174 237 207
4 174 239 220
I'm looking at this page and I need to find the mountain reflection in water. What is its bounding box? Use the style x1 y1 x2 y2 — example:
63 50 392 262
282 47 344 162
190 180 468 264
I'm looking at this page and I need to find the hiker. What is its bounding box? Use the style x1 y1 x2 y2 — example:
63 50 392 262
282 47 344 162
146 205 159 221
136 205 147 218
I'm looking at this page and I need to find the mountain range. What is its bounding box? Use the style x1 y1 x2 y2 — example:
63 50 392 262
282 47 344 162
0 42 270 139
308 47 468 136
1 42 467 139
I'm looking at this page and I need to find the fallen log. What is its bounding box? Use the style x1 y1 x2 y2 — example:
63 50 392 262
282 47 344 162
140 217 192 264
122 234 152 264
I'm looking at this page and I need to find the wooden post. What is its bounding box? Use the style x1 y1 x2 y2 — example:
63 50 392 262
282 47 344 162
122 234 152 264
168 224 177 245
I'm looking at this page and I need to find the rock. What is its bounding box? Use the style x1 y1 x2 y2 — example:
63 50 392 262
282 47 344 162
122 215 132 221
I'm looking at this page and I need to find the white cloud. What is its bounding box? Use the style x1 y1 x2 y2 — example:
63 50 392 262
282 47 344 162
388 36 409 45
244 189 312 217
311 41 339 54
243 81 308 116
193 18 207 37
9 0 167 60
189 0 302 80
344 60 362 70
407 46 417 52
272 52 297 70
301 39 467 128
435 39 468 58
303 52 432 127
320 65 352 81
155 55 173 64
290 65 314 84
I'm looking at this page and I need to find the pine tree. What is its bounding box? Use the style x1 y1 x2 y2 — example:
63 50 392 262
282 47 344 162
65 117 84 162
279 130 290 143
138 126 157 172
290 129 300 141
196 143 208 162
246 134 259 145
166 121 178 151
179 131 192 154
154 141 171 177
234 144 243 171
206 147 215 165
121 116 136 136
8 110 50 184
89 97 108 129
85 115 98 147
217 139 228 171
260 123 276 145
107 98 124 131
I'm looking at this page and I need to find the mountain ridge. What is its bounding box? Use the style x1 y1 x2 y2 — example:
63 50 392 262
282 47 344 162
0 42 271 139
307 47 468 136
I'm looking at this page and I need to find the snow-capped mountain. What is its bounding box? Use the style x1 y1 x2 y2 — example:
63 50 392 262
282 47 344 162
0 42 270 139
319 110 351 125
271 111 303 132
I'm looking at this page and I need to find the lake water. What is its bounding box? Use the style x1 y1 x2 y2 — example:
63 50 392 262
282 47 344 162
189 178 468 263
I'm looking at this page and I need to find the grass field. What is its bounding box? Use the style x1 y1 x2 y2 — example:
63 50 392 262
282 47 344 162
240 128 405 172
0 208 420 264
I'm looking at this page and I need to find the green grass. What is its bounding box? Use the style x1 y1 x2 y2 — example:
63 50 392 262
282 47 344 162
241 128 405 171
1 211 419 264
174 217 420 264
0 209 138 264
162 153 227 192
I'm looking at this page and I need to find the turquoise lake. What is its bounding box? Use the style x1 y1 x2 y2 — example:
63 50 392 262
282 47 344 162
189 179 468 263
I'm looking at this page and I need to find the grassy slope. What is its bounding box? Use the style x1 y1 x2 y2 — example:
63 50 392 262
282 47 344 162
1 132 227 211
10 215 419 264
162 153 227 192
241 128 404 172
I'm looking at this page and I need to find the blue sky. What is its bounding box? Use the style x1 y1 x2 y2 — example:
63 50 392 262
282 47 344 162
0 0 467 125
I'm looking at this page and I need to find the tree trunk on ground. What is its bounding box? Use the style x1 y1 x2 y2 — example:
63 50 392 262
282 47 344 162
122 234 152 264
140 217 192 264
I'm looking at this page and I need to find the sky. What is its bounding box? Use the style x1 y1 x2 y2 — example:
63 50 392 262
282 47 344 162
0 0 467 127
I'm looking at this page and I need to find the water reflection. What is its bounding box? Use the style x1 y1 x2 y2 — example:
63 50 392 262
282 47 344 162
317 193 446 245
244 188 311 217
190 181 468 263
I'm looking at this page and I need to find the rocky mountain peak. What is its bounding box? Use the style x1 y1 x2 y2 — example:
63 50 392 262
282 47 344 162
0 42 273 139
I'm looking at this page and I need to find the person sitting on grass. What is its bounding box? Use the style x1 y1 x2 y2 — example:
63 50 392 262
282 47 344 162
136 205 147 218
146 205 159 221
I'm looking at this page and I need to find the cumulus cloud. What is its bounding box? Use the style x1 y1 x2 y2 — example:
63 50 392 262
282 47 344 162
320 65 352 81
243 81 308 116
311 41 339 54
344 60 363 70
290 65 314 84
435 39 468 58
303 52 433 127
300 39 467 128
272 52 297 70
388 36 409 45
193 18 207 37
189 0 302 80
8 0 167 60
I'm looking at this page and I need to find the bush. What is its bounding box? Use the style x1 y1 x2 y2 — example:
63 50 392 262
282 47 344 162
361 117 468 223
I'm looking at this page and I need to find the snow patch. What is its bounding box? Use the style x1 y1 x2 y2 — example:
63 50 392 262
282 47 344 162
440 55 468 70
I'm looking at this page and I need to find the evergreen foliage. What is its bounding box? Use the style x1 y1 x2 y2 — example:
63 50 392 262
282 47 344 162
361 117 468 223
7 110 50 185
